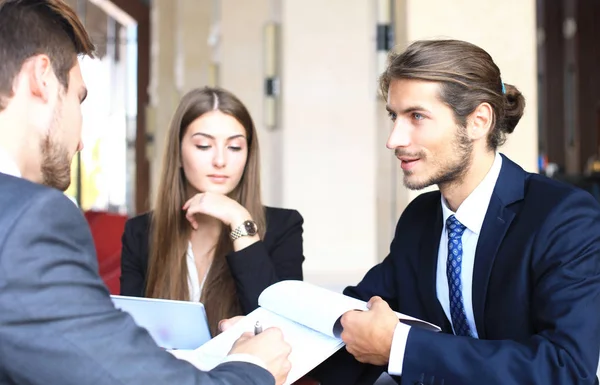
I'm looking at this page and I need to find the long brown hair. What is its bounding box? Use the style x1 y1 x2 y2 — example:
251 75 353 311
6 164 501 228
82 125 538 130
145 87 266 335
380 39 526 150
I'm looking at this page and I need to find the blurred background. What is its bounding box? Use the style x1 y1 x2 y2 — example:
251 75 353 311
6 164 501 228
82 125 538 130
64 0 600 292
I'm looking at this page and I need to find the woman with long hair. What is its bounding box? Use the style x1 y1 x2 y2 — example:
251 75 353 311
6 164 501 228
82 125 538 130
120 87 304 336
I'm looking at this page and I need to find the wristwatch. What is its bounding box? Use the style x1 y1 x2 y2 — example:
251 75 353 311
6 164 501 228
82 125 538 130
230 220 258 240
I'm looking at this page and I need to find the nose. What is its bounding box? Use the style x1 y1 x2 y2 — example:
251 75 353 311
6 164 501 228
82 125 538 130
213 147 226 168
386 120 412 150
77 141 84 152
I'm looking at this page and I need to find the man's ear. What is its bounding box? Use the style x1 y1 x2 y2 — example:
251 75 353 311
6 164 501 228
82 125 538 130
468 102 493 141
27 55 55 103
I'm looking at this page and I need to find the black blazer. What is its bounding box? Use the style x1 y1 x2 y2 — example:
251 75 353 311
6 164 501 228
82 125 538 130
313 155 600 385
120 206 304 314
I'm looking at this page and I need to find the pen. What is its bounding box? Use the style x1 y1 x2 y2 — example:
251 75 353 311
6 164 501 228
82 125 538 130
254 320 263 335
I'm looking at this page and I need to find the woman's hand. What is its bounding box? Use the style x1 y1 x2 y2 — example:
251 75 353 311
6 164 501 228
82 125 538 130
218 315 245 332
182 192 251 230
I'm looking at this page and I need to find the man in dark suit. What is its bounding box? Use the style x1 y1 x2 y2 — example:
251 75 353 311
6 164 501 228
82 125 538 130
315 39 600 385
0 1 291 384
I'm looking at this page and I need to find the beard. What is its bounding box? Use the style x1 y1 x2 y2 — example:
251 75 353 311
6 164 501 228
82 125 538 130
40 100 72 192
398 125 473 191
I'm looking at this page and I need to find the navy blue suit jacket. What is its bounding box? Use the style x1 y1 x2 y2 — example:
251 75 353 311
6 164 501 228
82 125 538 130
316 155 600 385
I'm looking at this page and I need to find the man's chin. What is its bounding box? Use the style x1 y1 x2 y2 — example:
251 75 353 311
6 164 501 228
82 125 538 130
58 179 71 192
403 175 434 191
43 175 71 192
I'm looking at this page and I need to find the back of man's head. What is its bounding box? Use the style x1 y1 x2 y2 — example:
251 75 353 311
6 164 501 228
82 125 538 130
0 0 95 110
380 39 526 150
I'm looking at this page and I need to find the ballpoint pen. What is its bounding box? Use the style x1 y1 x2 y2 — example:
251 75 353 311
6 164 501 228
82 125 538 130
254 320 263 335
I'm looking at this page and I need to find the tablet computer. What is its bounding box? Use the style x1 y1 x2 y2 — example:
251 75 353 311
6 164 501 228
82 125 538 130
111 295 212 350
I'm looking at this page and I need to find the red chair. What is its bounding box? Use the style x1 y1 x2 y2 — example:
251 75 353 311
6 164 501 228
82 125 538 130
84 210 128 295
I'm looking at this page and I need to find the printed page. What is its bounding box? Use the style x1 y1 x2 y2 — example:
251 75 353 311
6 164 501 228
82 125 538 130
258 280 441 337
170 307 344 385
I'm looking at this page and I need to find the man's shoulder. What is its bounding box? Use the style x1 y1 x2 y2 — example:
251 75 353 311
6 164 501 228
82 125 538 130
0 172 50 197
499 155 595 208
0 173 59 216
499 167 600 240
0 173 80 235
525 172 586 197
522 172 600 214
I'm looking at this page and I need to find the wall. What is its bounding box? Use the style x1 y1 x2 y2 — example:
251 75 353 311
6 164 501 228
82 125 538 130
147 0 538 291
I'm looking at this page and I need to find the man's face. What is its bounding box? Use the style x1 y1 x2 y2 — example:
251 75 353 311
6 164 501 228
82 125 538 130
385 78 473 190
41 61 87 191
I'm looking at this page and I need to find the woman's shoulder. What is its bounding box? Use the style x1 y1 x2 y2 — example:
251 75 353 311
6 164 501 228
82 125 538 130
264 206 304 228
124 211 152 234
121 212 152 256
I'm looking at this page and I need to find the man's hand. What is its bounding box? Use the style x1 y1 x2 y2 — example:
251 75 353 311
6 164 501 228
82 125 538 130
229 328 292 385
340 296 399 366
218 316 245 333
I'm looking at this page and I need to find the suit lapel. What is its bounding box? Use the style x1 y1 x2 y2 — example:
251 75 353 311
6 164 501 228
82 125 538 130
471 196 515 338
471 154 525 338
417 201 451 331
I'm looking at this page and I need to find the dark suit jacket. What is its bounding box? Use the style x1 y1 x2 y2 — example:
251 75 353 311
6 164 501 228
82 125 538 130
0 173 275 385
120 207 304 313
315 154 600 385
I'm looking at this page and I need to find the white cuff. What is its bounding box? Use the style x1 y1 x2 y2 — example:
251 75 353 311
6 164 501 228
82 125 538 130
387 322 411 376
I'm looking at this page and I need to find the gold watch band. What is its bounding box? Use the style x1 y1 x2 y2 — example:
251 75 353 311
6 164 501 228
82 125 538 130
230 225 247 240
230 220 258 241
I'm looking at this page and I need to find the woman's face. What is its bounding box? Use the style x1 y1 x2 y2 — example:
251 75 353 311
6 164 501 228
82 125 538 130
180 110 248 195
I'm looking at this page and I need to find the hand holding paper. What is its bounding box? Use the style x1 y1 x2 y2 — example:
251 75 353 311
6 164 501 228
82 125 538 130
172 281 440 385
340 296 400 365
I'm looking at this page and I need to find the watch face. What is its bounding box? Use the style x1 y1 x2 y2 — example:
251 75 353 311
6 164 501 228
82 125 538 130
244 220 258 235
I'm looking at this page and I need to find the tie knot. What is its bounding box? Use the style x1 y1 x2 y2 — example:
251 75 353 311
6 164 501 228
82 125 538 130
446 215 466 239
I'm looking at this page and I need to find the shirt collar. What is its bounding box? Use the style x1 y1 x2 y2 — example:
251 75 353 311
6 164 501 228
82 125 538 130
0 148 21 178
441 152 503 235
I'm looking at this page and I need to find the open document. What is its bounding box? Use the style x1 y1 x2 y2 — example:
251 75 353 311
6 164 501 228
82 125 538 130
170 280 440 385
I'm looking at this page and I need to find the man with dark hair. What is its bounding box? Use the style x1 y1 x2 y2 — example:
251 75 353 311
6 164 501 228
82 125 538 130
314 39 600 385
0 1 291 384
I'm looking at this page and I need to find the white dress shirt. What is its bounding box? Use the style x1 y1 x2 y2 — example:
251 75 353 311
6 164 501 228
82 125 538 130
183 243 269 371
388 153 503 376
0 148 21 178
436 152 502 337
186 242 211 302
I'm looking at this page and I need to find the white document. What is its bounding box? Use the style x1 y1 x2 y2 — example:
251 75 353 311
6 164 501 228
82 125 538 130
171 280 440 385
